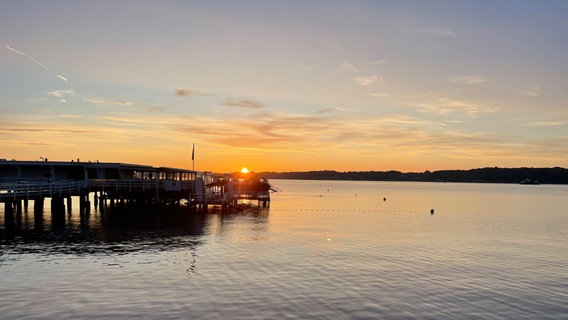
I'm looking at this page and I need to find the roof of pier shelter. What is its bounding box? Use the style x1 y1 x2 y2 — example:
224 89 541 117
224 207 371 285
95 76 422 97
0 159 88 167
84 162 156 172
157 166 199 174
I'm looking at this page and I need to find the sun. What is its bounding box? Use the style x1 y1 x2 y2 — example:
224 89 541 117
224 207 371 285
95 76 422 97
241 167 249 174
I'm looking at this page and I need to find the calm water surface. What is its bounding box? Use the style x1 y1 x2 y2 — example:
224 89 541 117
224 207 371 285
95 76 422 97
1 180 567 319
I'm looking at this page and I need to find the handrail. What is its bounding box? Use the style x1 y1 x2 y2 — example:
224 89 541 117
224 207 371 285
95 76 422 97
0 180 88 200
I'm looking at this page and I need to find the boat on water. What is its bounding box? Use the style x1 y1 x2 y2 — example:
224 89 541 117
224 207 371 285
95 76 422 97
520 178 540 185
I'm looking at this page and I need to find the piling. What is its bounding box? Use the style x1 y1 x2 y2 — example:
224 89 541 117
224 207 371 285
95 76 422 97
66 197 72 213
34 198 44 214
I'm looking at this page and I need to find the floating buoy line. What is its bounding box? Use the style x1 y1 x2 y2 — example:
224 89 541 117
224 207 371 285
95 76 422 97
270 208 435 214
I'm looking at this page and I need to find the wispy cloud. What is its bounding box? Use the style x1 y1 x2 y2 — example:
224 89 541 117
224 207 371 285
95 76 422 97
0 127 95 134
315 107 349 114
85 98 134 106
48 89 76 103
451 75 487 85
369 59 386 65
85 97 165 112
526 120 566 127
220 99 264 109
48 89 76 98
174 88 199 97
408 95 499 117
354 75 380 86
340 62 359 73
368 93 391 97
522 85 541 97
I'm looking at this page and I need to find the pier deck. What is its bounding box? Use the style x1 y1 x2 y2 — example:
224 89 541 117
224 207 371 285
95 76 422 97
0 160 273 214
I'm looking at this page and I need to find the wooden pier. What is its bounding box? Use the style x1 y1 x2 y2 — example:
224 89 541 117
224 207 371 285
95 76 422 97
0 160 273 216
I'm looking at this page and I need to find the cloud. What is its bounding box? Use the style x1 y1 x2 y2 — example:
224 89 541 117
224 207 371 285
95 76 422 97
407 95 499 117
48 89 76 98
526 120 566 127
368 93 391 97
0 127 96 134
451 75 487 85
47 89 76 103
522 86 541 97
340 62 359 73
369 59 386 65
315 107 348 114
175 88 199 97
84 98 134 106
354 75 379 86
57 74 69 82
220 99 264 109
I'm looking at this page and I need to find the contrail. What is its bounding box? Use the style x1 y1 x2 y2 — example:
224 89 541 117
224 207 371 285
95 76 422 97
6 44 70 83
5 44 48 69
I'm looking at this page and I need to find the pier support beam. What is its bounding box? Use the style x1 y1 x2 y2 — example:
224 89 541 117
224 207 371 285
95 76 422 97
4 200 14 216
4 201 15 235
79 193 91 214
34 198 44 214
66 197 72 214
34 199 44 231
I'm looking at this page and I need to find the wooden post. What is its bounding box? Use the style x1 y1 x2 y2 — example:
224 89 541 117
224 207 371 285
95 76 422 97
34 198 44 214
4 201 15 233
66 197 72 214
4 201 14 215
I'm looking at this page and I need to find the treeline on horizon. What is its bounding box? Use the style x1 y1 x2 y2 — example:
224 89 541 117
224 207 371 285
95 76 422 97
258 167 568 184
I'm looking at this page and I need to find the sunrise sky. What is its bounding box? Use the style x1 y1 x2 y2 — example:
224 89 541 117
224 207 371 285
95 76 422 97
1 1 567 173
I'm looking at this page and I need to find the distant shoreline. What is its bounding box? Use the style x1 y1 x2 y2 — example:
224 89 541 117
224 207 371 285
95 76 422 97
257 167 568 184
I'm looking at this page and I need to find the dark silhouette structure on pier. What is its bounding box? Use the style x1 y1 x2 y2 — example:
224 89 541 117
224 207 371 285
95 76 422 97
0 160 273 220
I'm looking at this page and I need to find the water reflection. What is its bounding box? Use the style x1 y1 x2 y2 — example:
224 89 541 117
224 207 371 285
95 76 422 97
1 203 271 256
1 205 211 254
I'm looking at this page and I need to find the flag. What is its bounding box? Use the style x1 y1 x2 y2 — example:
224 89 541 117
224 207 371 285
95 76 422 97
191 143 195 161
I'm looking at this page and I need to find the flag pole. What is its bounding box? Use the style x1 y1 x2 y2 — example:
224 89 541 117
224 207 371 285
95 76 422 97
191 143 195 171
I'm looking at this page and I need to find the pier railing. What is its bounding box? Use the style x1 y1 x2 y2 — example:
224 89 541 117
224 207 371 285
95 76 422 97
88 179 195 193
0 180 88 200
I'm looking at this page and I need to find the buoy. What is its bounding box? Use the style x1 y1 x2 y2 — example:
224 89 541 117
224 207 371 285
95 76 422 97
430 209 435 214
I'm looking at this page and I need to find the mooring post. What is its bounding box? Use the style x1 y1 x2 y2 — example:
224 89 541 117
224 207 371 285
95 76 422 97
66 196 72 214
23 199 29 212
15 200 23 214
4 201 15 232
33 198 44 230
34 198 44 214
4 200 14 216
84 193 91 213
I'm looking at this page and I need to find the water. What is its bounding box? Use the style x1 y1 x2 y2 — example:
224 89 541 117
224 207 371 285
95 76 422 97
1 180 567 319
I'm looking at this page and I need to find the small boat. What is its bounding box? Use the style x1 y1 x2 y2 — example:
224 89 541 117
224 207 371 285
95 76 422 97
520 178 540 185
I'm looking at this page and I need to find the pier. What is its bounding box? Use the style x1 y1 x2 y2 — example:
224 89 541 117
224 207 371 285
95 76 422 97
0 160 273 217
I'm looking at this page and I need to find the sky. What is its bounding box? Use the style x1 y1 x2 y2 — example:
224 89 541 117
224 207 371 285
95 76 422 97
1 0 567 173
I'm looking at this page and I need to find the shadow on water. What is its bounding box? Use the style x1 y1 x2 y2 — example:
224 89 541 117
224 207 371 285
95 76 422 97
0 205 213 255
